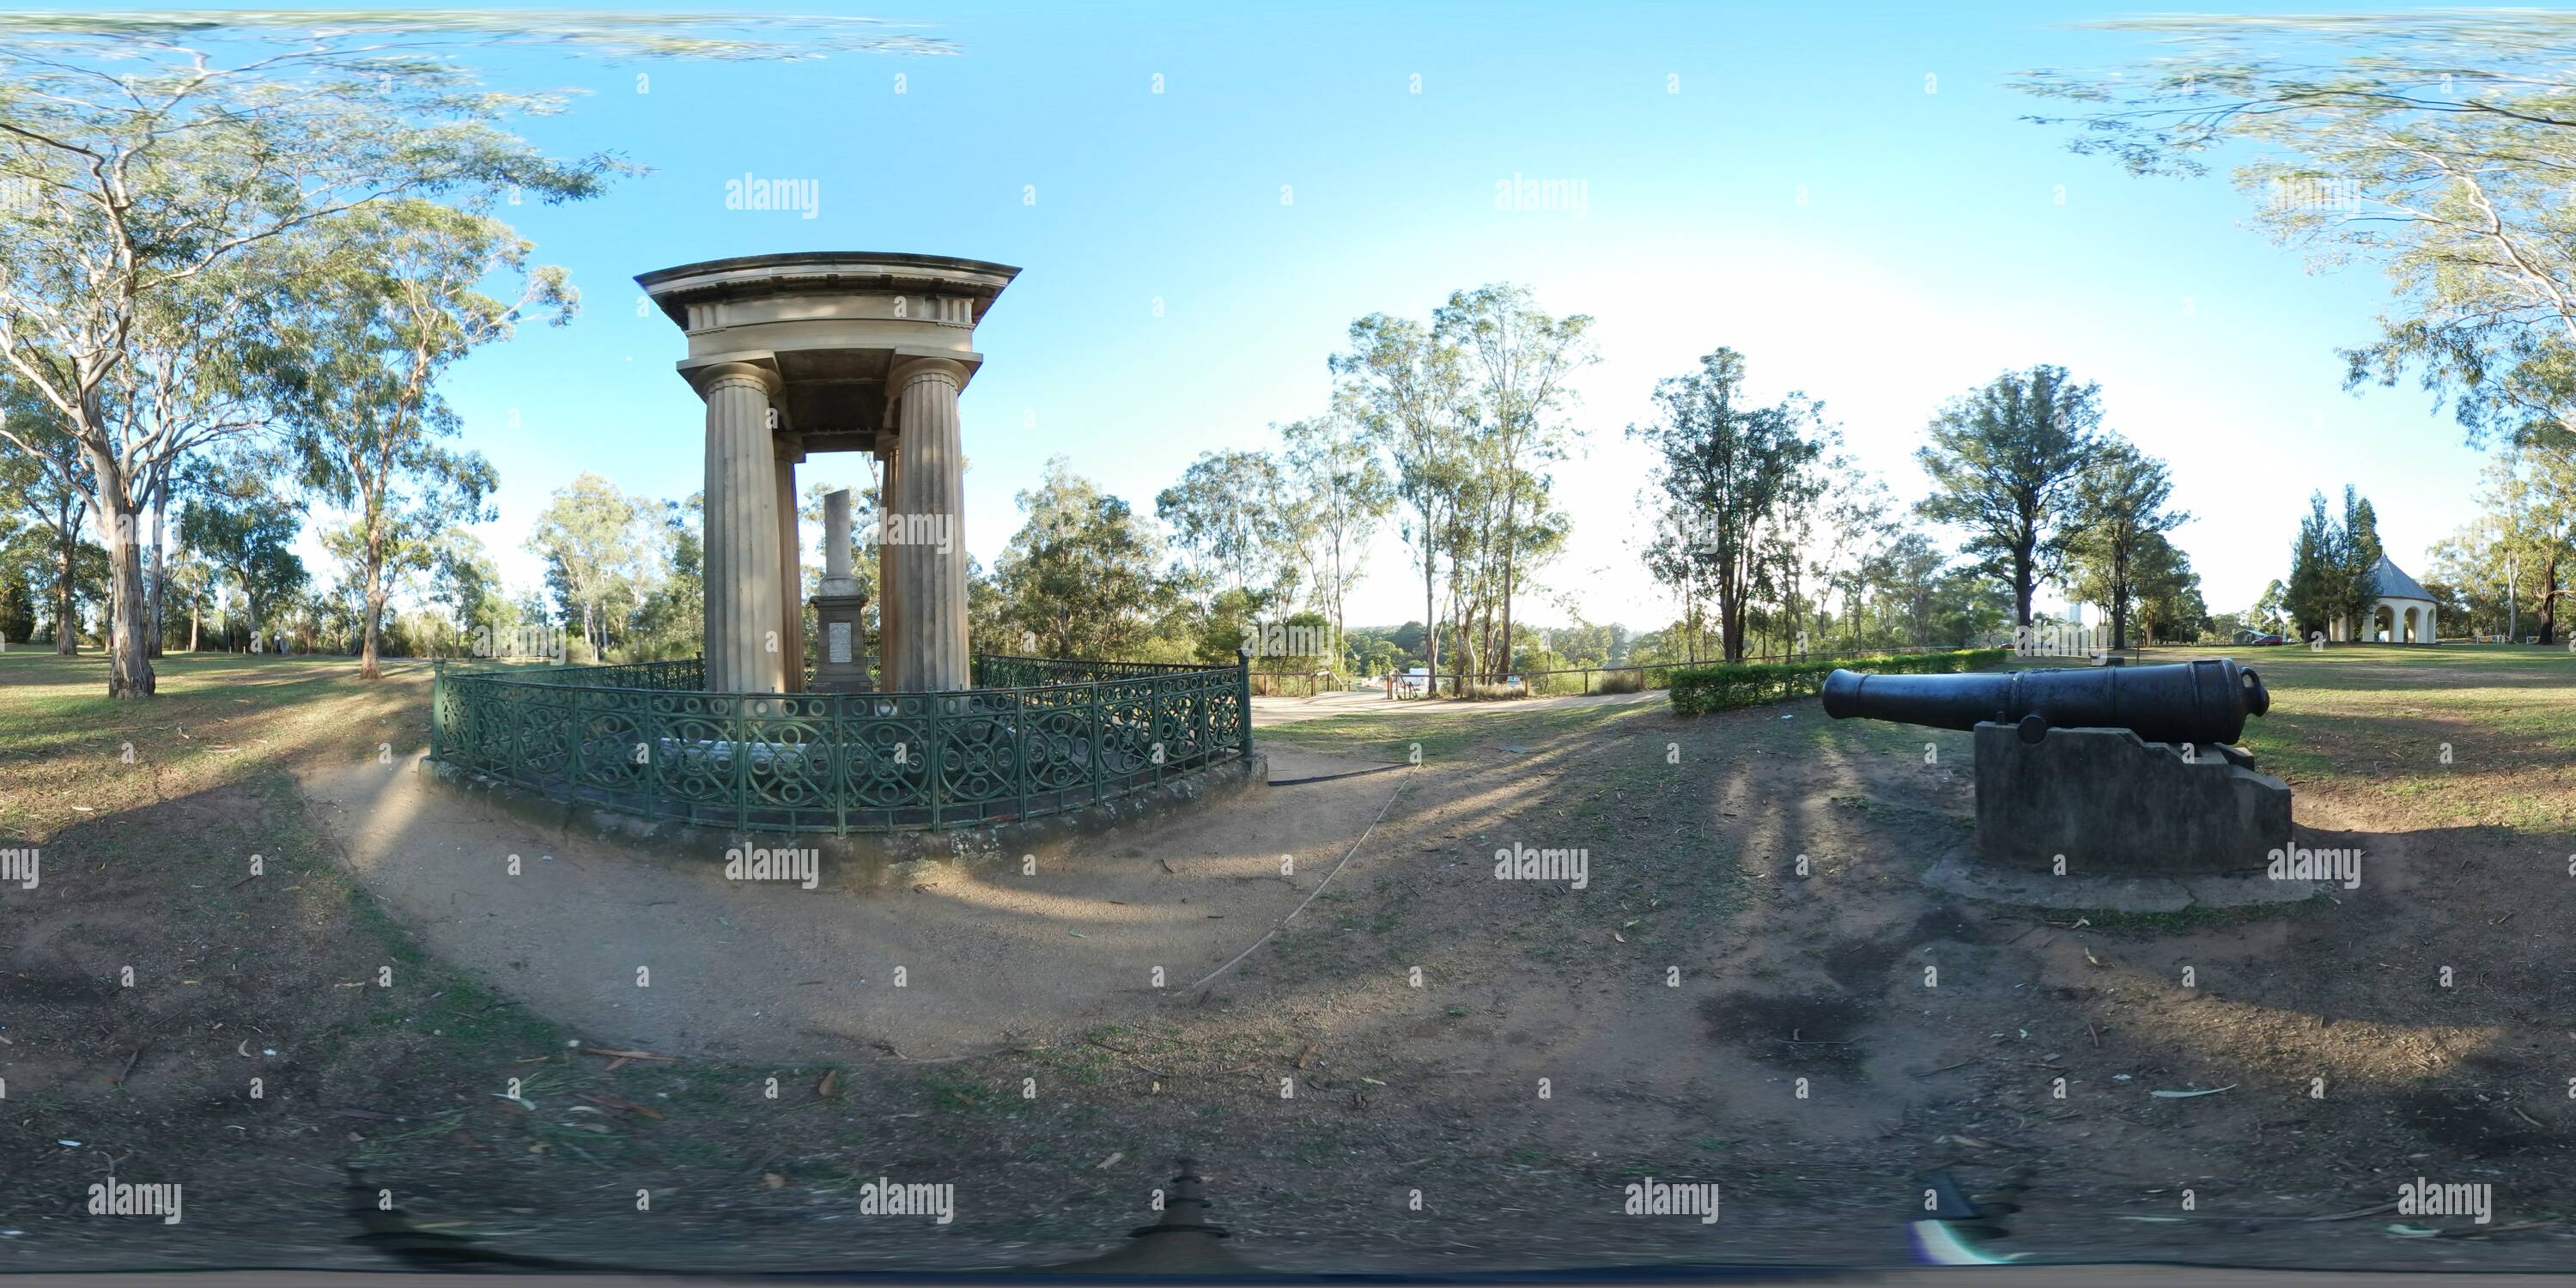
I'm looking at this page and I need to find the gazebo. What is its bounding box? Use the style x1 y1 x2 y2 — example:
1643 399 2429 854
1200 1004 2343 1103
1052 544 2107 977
2328 555 2439 644
426 252 1253 836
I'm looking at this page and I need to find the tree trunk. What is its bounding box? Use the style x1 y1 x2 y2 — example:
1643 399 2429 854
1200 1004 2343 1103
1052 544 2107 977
101 495 152 695
77 428 154 696
1421 525 1438 687
189 598 198 652
2539 553 2562 646
53 504 77 656
2013 540 2037 629
147 476 167 659
1498 483 1516 684
361 544 386 680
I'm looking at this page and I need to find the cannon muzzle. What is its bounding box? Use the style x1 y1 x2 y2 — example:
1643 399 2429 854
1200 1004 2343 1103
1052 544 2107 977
1819 658 2269 747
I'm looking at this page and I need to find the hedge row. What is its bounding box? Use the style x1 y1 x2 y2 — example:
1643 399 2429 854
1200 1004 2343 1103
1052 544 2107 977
1668 648 2010 715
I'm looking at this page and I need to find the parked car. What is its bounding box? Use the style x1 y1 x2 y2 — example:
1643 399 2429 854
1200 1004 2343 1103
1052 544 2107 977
2233 629 2286 647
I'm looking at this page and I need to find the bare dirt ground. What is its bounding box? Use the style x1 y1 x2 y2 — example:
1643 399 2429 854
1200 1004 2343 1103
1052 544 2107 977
293 743 1397 1065
5 647 2576 1273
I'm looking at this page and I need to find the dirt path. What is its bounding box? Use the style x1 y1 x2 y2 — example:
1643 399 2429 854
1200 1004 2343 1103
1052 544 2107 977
295 749 1408 1064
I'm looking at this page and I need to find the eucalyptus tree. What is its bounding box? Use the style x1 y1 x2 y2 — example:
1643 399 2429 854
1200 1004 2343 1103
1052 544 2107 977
2063 438 2187 651
1432 284 1595 681
998 459 1171 662
526 472 649 661
1156 448 1296 605
1915 365 2103 630
178 476 307 652
1628 349 1832 664
1278 415 1394 666
0 11 928 696
0 378 90 652
266 200 556 677
2020 12 2576 449
1333 313 1471 681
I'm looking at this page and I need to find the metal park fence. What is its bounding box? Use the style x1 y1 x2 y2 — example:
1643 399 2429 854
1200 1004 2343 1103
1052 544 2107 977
428 654 1253 835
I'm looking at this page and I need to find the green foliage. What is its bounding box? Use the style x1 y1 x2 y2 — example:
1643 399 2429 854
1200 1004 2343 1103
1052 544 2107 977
262 199 549 674
1915 366 2101 627
1629 348 1832 663
2020 14 2576 452
1667 648 2008 716
2284 484 2388 641
2062 438 2187 649
178 472 308 643
0 20 625 696
526 473 651 659
2429 434 2576 642
996 458 1174 660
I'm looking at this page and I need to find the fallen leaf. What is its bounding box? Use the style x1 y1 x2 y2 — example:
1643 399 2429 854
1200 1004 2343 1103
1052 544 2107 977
1096 1151 1123 1170
762 1172 787 1189
2150 1085 2235 1098
815 1068 840 1099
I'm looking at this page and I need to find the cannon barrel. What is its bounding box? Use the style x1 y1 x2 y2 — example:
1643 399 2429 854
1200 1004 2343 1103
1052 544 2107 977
1818 658 2269 747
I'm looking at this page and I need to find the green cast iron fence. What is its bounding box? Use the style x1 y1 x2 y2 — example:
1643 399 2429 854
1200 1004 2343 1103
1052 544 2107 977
428 654 1254 835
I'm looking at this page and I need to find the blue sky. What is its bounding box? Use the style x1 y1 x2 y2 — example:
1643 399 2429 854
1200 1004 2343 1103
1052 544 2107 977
260 1 2485 629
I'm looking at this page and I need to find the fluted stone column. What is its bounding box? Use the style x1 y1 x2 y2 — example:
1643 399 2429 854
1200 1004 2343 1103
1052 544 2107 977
887 356 969 692
698 363 787 693
876 445 902 690
775 442 804 687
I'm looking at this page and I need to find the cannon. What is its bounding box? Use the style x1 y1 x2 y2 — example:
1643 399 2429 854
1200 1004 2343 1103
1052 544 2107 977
1818 657 2269 748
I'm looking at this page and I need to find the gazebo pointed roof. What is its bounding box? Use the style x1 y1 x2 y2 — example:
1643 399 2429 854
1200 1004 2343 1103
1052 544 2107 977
2371 555 2433 602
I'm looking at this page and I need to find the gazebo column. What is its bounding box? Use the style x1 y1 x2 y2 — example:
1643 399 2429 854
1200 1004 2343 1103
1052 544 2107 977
887 356 970 692
775 440 804 688
696 362 787 693
876 443 902 689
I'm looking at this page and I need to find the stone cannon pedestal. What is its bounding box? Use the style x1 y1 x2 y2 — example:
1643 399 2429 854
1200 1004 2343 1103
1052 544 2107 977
1972 723 2290 876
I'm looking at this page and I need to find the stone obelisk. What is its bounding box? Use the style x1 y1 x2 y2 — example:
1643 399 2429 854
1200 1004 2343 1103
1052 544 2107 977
809 487 873 692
